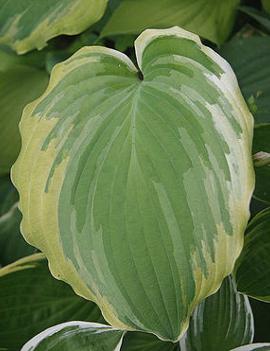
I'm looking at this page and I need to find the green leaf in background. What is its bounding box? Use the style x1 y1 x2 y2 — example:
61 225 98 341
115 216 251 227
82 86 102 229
262 0 270 14
121 332 179 351
235 208 270 302
45 51 71 74
231 345 270 351
220 36 270 204
102 0 240 44
239 6 270 32
0 50 48 176
0 0 108 54
252 125 270 204
180 276 254 351
220 36 270 125
0 254 103 351
109 0 121 11
250 298 270 342
0 175 18 213
0 175 35 266
113 35 137 52
12 27 254 342
21 322 124 351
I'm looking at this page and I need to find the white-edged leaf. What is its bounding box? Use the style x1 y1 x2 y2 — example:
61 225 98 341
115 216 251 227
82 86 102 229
230 344 270 351
180 276 254 351
0 0 108 54
12 27 254 342
21 322 124 351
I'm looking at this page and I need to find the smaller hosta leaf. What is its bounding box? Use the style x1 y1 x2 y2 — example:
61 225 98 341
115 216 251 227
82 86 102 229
231 345 270 351
21 322 124 351
180 276 254 351
0 176 35 266
235 208 270 301
122 332 179 351
220 36 270 125
0 50 48 175
252 125 270 204
102 0 240 44
0 0 108 54
0 254 103 351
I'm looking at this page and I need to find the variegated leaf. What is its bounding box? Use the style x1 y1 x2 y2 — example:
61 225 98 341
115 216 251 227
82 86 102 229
0 0 108 54
231 345 270 351
21 322 124 351
180 276 254 351
12 27 254 342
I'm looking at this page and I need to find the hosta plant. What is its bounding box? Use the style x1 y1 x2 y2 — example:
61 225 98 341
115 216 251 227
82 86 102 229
1 0 270 350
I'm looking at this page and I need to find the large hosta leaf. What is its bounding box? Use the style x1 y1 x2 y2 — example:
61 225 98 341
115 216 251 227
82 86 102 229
180 276 254 351
0 175 35 266
235 208 270 302
12 27 254 342
102 0 240 44
0 50 48 175
0 254 103 351
21 322 124 351
0 0 108 54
